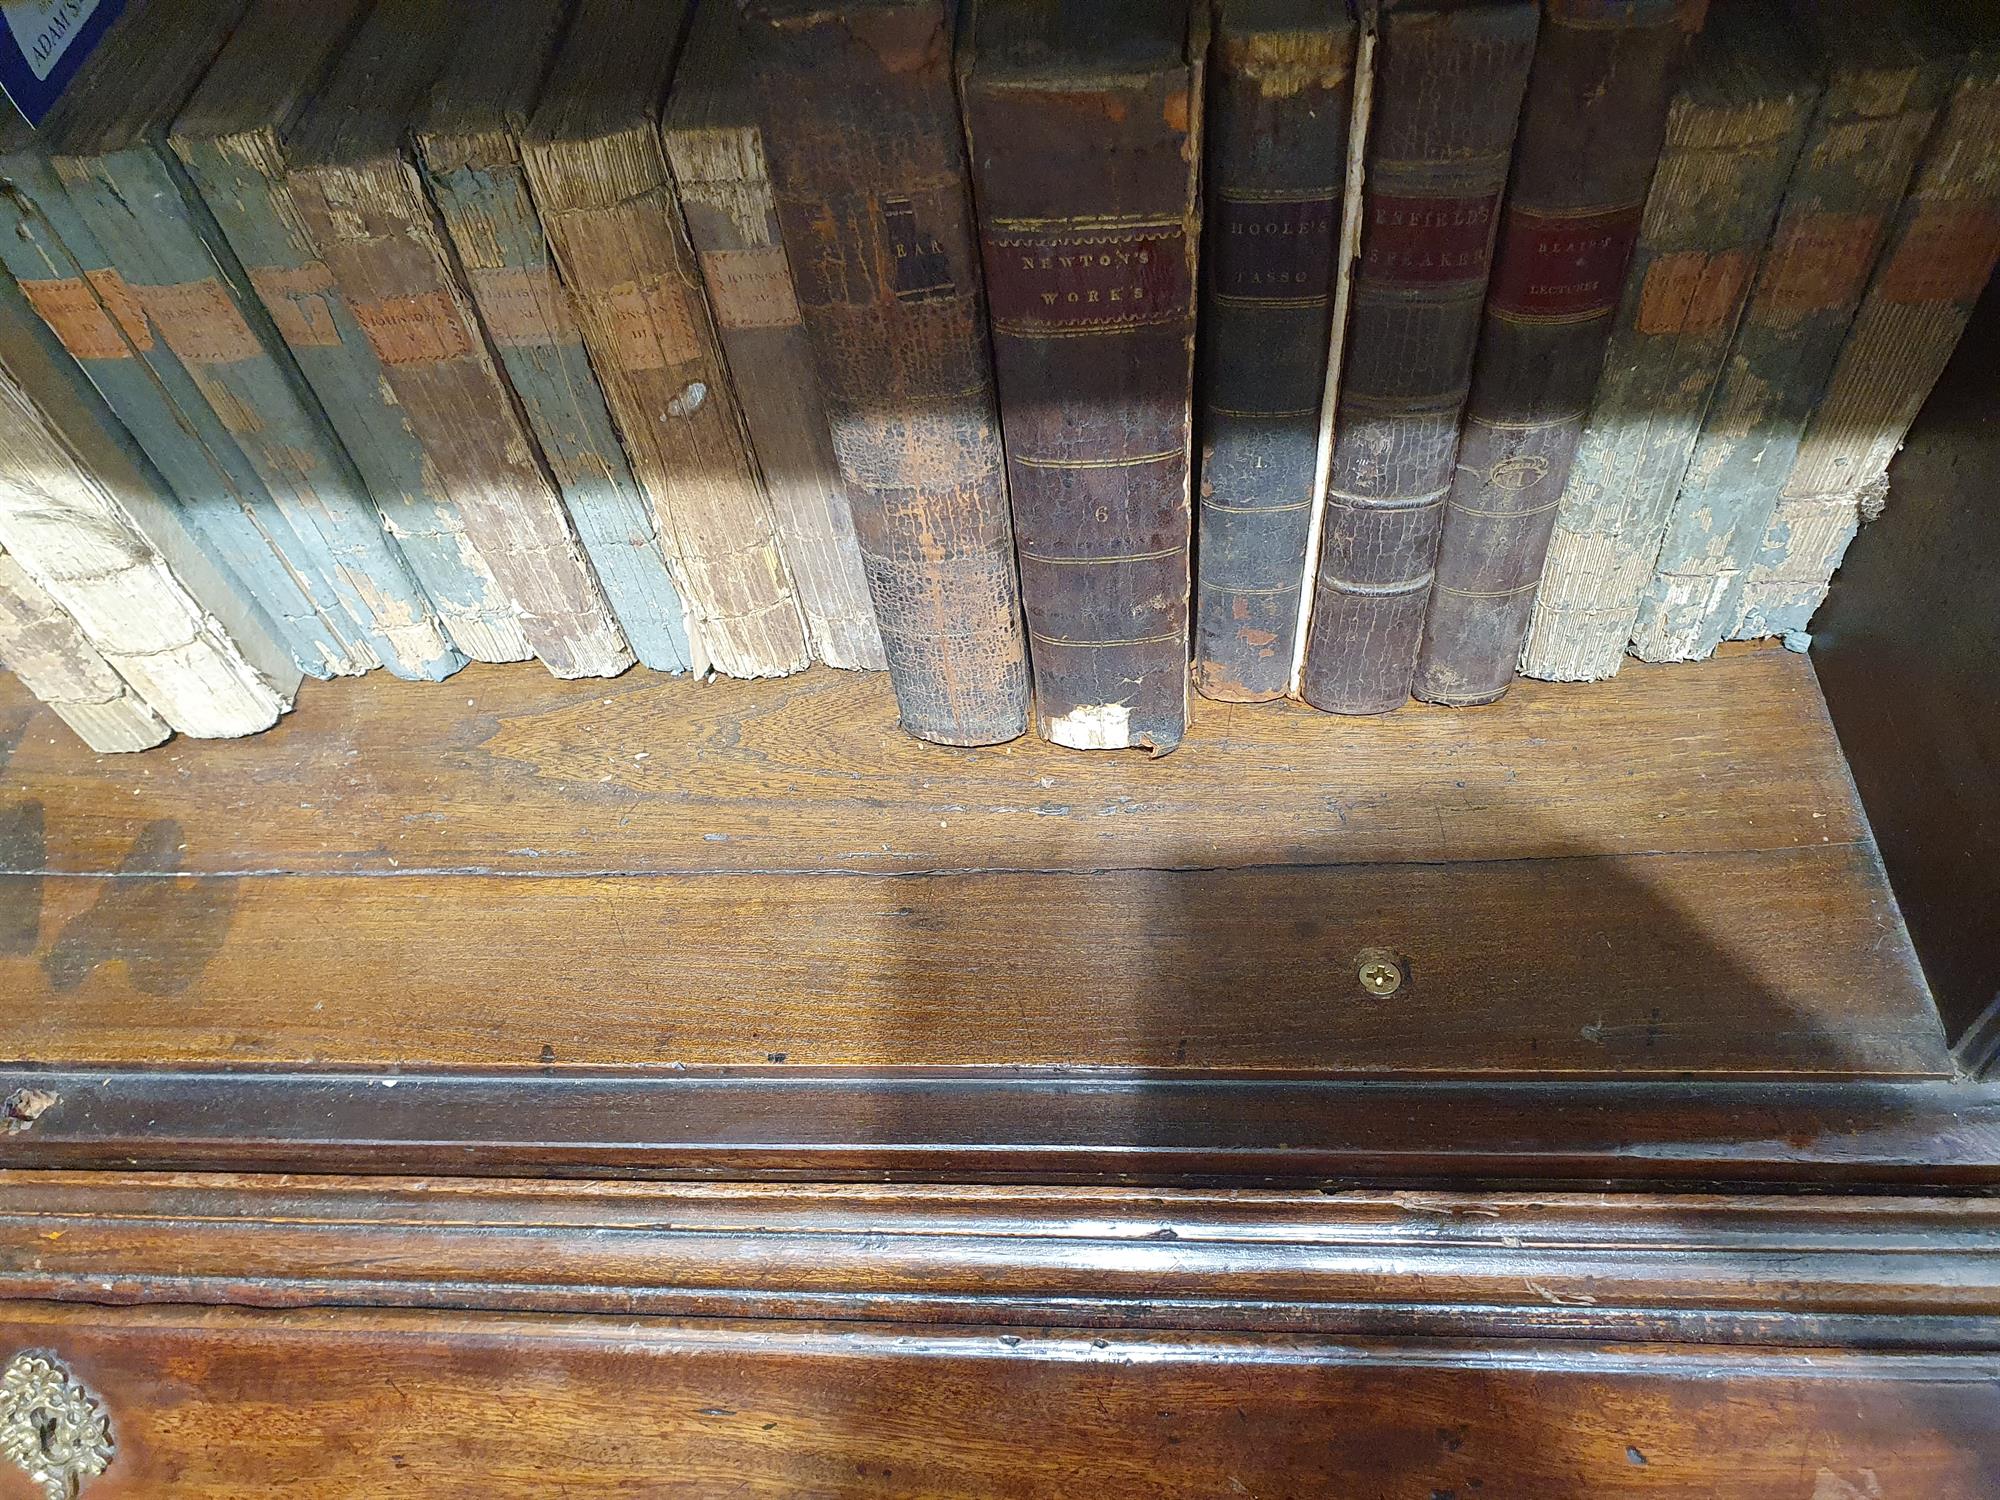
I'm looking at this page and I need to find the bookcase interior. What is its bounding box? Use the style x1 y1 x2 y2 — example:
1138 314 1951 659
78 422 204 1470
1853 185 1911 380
0 638 1947 1082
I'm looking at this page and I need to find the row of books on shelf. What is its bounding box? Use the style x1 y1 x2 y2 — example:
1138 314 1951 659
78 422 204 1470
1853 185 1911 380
0 0 1993 759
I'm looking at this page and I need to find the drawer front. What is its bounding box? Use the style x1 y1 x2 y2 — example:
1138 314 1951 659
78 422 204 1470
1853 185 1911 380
0 1304 1995 1498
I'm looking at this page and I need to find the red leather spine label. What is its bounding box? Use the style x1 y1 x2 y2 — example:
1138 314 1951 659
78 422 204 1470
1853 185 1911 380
984 220 1191 335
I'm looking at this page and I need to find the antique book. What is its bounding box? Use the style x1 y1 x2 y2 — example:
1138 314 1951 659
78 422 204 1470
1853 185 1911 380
1411 0 1690 706
417 0 694 674
523 0 806 682
741 0 1030 746
284 0 634 681
1298 0 1537 714
1191 0 1357 704
0 113 349 681
662 0 886 674
172 0 531 668
0 269 299 740
0 545 170 753
1631 0 1956 664
1732 21 2000 644
1520 0 1817 682
43 0 465 683
961 0 1204 754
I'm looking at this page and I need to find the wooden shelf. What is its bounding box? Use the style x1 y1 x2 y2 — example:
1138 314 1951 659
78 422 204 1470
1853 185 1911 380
0 640 1944 1080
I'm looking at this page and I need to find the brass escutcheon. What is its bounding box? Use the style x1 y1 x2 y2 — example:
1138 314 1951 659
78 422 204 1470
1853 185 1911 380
1 1352 113 1500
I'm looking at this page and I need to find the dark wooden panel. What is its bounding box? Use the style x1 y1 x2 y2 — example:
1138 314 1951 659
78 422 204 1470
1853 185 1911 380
1 1173 1995 1348
0 1303 1993 1498
1814 274 2000 1058
4 1071 1996 1188
0 843 1943 1074
0 643 1864 876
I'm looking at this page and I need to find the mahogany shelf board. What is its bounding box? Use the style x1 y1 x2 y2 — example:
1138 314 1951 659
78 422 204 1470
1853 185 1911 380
0 642 1946 1077
3 1302 1997 1499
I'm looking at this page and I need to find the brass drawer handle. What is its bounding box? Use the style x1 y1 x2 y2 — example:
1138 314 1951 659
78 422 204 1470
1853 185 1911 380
1 1353 113 1500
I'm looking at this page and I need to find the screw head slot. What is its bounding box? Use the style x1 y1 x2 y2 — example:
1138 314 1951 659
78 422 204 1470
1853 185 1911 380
1356 949 1405 998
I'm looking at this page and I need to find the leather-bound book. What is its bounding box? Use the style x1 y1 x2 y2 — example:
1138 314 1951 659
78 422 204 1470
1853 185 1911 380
284 0 635 681
1298 0 1537 714
0 269 299 741
1412 0 1691 706
961 0 1204 754
0 543 169 753
171 0 526 670
1521 0 1817 682
524 0 808 682
0 110 348 681
1192 0 1356 704
1732 11 2000 644
418 0 695 674
663 0 886 674
43 0 460 682
1632 0 1956 664
741 0 1030 746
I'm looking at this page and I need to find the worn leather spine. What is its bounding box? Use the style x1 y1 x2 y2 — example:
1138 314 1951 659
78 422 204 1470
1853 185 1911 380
742 0 1030 746
0 121 345 681
1412 0 1688 706
961 0 1203 754
1631 0 1956 665
0 270 299 740
417 0 693 675
171 0 529 669
523 0 807 682
284 0 634 682
1299 0 1537 714
1732 23 2000 644
0 544 170 753
663 0 886 674
1192 0 1355 704
1520 0 1816 682
45 0 470 684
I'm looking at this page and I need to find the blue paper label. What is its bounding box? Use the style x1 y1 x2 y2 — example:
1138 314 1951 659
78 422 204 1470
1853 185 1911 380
0 0 125 124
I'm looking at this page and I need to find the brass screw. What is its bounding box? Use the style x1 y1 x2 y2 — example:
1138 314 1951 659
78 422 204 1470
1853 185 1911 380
1356 949 1404 998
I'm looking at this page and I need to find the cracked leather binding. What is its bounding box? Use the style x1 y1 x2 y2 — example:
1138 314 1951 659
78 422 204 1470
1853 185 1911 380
1631 0 1958 666
1191 0 1357 705
960 0 1204 754
1520 0 1817 682
1413 0 1692 706
1299 0 1537 714
742 0 1029 745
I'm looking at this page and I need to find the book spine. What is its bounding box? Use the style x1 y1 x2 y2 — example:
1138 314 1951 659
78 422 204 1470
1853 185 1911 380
421 149 694 674
1299 0 1537 713
284 155 634 680
522 127 806 682
1521 37 1818 681
1413 0 1689 706
1192 3 1356 704
0 143 358 679
0 272 299 739
664 119 888 674
1731 54 2000 643
174 133 532 666
962 10 1203 754
744 0 1029 745
0 545 171 752
1631 27 1951 663
54 144 465 683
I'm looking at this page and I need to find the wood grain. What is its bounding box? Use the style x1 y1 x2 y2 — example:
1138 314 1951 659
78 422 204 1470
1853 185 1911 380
0 1302 1994 1498
3 1172 1996 1346
0 839 1940 1072
4 1071 1995 1187
0 643 1874 877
